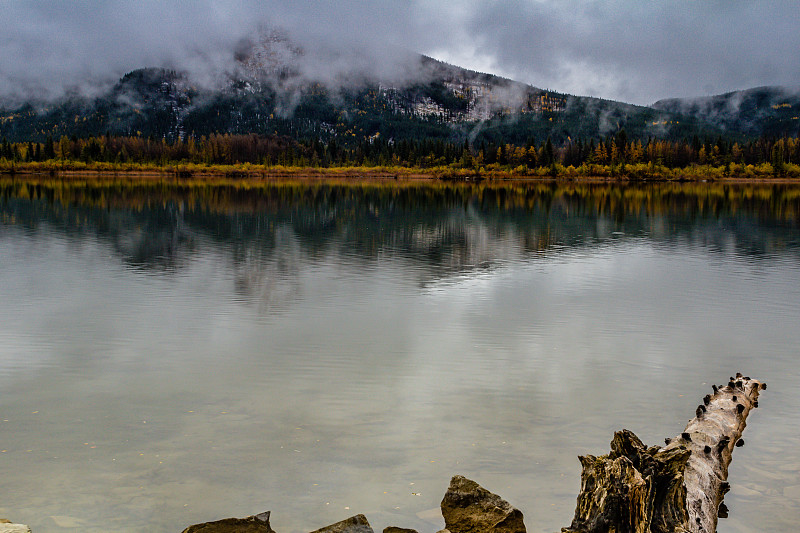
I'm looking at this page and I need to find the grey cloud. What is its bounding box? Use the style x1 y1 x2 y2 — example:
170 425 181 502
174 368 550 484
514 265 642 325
1 1 259 100
1 0 799 106
0 1 422 101
461 0 800 104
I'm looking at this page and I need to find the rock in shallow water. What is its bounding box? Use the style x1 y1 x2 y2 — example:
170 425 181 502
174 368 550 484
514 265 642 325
0 521 31 533
181 511 275 533
310 514 373 533
440 475 526 533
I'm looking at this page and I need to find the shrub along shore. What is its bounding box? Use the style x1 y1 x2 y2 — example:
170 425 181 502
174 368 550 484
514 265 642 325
2 159 800 182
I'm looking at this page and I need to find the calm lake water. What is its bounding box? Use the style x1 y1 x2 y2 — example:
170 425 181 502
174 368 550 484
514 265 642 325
1 176 799 533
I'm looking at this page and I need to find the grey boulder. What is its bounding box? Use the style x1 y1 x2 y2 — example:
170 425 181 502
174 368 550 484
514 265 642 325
440 475 526 533
310 514 374 533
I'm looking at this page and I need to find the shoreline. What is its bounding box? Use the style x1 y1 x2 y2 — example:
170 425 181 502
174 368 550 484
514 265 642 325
3 165 800 185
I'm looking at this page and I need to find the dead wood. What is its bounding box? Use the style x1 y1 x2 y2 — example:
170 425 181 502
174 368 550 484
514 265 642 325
562 374 764 533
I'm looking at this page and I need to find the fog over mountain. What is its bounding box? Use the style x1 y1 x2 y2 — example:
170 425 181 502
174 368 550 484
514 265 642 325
3 22 798 145
2 1 800 106
653 86 800 138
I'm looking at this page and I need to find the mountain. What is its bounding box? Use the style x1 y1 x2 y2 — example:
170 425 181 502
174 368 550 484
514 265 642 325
0 34 763 146
653 86 800 138
0 68 194 142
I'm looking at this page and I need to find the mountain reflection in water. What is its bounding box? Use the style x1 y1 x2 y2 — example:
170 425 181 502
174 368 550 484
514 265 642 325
3 178 799 290
1 176 799 533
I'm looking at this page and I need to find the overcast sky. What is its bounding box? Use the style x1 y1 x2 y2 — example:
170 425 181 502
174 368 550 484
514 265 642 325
2 0 799 105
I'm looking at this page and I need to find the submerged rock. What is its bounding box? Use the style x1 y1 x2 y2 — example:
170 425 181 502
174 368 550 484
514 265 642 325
310 514 373 533
440 475 526 533
382 528 419 533
181 511 275 533
0 521 31 533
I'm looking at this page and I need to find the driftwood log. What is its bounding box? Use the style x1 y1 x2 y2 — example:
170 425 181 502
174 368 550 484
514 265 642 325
562 374 764 533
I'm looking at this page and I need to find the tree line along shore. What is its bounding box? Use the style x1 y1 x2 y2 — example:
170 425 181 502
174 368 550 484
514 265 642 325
1 133 799 181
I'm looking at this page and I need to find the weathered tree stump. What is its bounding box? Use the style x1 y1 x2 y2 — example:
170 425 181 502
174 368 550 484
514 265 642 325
562 374 764 533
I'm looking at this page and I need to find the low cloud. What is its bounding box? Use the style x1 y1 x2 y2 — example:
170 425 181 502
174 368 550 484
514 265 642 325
0 1 424 103
2 1 799 106
456 0 800 105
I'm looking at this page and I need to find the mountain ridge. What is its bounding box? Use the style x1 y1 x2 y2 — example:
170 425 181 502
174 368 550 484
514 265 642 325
1 47 797 146
653 85 800 138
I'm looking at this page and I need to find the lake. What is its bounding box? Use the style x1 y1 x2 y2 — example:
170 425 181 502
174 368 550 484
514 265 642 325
1 176 799 533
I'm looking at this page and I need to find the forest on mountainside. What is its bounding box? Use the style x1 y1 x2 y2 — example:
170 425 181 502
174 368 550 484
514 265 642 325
4 66 798 150
3 64 800 180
